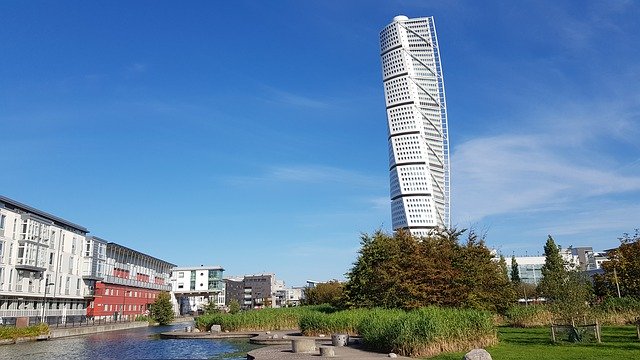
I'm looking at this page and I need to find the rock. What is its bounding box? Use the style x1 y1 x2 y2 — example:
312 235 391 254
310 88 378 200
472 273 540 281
319 334 326 337
463 349 492 360
388 353 398 358
193 328 200 332
273 334 279 339
266 331 271 334
282 335 288 339
210 325 221 333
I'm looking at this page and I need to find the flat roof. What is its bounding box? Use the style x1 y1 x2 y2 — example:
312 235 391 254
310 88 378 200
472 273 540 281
0 195 89 233
173 265 224 271
105 241 177 267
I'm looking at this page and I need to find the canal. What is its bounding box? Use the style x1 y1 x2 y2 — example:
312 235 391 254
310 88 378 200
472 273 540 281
0 323 261 359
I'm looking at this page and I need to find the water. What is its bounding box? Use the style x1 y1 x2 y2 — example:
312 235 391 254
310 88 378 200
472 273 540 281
0 323 262 360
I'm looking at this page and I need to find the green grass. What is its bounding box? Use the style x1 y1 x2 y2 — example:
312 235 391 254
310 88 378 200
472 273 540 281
427 326 640 360
0 323 49 340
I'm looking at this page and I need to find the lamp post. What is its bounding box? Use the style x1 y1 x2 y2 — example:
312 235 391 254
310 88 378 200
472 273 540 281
41 282 55 324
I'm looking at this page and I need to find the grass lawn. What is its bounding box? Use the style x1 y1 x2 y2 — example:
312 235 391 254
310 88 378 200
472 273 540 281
427 326 640 360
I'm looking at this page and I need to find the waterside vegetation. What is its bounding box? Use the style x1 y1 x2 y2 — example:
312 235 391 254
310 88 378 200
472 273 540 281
195 228 640 358
0 323 49 340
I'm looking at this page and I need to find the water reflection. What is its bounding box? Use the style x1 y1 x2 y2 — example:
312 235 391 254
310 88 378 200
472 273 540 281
0 323 260 360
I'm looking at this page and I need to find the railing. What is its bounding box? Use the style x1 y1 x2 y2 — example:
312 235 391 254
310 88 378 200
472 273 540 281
0 308 87 318
102 275 171 292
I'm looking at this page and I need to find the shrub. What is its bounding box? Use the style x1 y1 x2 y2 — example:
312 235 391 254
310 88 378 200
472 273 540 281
592 297 640 325
504 305 553 327
299 308 370 336
358 307 497 357
195 306 333 332
0 323 49 340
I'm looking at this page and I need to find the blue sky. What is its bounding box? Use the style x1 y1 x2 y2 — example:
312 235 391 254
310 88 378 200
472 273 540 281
1 1 639 286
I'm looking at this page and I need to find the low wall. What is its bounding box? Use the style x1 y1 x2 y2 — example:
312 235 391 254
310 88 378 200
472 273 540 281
49 321 149 338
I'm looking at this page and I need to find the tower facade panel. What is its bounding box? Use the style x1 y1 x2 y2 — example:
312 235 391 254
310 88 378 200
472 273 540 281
380 16 450 235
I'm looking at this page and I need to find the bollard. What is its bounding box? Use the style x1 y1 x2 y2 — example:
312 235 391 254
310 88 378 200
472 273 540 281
331 333 349 347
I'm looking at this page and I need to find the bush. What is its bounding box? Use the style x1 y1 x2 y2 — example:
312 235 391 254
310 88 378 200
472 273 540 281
504 305 553 327
195 305 335 332
0 323 49 340
299 308 370 336
592 297 640 325
357 307 497 357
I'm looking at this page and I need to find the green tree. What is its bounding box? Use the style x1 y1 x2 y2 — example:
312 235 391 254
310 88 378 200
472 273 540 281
344 228 514 312
511 256 521 283
537 236 565 301
303 281 344 307
537 236 592 319
499 255 509 279
228 299 240 314
596 229 640 298
150 292 175 325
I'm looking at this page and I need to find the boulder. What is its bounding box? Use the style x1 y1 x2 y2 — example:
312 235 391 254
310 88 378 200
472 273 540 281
463 349 492 360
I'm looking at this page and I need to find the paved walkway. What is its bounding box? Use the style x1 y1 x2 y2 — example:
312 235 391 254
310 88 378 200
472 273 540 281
247 344 410 359
163 328 411 359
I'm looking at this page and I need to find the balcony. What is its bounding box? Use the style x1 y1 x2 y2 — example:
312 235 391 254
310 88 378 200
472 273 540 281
103 275 172 292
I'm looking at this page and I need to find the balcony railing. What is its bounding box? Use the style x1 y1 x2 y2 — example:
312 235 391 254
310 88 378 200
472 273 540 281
103 275 171 292
0 308 87 318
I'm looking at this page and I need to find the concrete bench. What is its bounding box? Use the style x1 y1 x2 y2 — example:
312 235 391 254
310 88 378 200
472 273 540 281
319 345 335 357
291 338 316 353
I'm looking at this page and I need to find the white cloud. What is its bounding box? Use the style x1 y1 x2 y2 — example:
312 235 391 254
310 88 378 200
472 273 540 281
452 105 640 224
228 164 383 189
259 86 329 108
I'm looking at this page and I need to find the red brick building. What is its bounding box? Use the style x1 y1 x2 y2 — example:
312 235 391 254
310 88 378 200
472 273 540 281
84 238 174 320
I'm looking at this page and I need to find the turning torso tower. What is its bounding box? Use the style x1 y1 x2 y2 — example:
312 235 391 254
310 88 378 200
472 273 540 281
380 15 451 236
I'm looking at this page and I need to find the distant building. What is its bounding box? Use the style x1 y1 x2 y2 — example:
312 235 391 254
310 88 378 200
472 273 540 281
510 246 606 285
85 240 175 320
224 273 290 309
0 195 89 325
170 265 224 315
276 287 304 307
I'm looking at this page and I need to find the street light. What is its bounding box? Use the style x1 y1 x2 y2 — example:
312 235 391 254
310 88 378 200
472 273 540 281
41 282 55 324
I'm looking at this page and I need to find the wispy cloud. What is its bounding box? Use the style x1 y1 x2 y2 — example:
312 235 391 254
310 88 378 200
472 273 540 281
452 103 640 224
126 62 147 74
258 86 329 108
228 164 383 188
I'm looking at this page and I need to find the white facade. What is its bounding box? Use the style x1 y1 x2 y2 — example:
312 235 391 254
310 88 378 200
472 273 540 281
0 195 88 322
170 265 225 314
380 15 451 236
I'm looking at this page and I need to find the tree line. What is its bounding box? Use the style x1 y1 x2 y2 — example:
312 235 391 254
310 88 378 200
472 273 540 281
304 228 640 318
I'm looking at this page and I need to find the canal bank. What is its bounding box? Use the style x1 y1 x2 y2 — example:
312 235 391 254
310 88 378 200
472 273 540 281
49 320 149 339
0 322 255 359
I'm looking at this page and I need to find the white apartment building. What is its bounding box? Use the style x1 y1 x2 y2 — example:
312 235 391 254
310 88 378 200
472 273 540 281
380 15 451 236
0 195 88 324
511 246 603 285
170 265 224 315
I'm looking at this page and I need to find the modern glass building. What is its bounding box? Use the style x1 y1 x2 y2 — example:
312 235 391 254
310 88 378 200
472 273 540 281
380 16 451 236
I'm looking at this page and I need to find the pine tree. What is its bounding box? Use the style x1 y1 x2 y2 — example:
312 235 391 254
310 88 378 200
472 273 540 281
538 235 565 301
510 255 521 283
150 292 175 325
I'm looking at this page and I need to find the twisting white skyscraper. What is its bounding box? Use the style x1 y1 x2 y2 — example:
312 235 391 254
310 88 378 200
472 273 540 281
380 15 451 236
